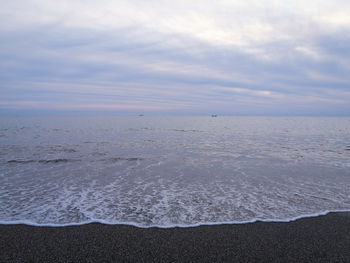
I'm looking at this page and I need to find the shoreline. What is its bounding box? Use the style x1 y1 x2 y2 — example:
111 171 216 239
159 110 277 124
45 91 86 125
1 212 349 262
1 209 350 228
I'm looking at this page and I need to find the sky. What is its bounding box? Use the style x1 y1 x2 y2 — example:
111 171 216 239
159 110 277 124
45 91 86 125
1 0 350 115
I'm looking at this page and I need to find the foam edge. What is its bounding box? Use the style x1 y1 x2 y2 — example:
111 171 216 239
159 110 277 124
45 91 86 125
0 209 349 229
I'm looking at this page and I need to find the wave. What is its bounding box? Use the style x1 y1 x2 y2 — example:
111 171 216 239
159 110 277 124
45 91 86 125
7 160 36 164
7 158 81 164
0 209 348 229
170 129 204 133
104 157 144 162
7 157 144 164
38 159 80 164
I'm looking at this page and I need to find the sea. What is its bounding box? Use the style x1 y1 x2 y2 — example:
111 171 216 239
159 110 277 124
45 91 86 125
0 115 349 227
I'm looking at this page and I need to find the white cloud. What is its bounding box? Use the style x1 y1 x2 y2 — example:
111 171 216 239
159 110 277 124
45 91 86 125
295 46 323 60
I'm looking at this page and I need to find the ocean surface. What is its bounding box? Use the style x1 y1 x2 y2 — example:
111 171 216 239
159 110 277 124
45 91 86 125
0 116 349 227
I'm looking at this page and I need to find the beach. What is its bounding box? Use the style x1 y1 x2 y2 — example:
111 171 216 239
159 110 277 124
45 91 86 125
1 116 350 262
1 212 349 262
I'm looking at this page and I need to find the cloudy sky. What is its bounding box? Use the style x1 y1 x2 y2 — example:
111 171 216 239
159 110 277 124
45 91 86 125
1 0 350 115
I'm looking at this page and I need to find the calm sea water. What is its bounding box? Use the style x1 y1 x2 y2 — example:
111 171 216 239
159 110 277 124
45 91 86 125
0 116 349 227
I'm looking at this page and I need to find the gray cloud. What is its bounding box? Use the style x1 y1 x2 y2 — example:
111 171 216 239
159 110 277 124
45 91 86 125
1 0 350 115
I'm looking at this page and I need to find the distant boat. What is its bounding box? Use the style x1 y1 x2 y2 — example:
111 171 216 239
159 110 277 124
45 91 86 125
138 114 144 117
211 114 217 117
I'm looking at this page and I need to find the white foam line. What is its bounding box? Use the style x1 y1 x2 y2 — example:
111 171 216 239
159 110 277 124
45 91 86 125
0 209 349 229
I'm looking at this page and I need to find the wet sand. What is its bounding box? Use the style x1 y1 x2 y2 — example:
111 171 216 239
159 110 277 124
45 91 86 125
0 212 349 262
